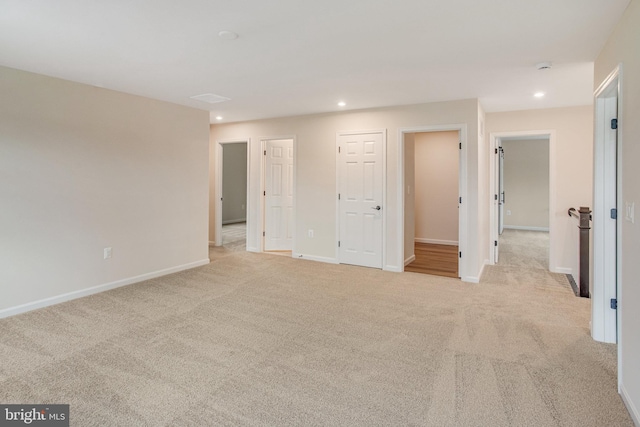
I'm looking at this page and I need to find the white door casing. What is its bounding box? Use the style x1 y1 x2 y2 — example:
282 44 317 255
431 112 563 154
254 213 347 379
264 139 294 251
498 145 505 237
337 130 385 268
593 66 621 345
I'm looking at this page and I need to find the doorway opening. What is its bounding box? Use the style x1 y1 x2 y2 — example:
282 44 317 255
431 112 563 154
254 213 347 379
496 136 550 270
404 131 460 278
490 130 556 272
399 124 467 280
214 140 249 252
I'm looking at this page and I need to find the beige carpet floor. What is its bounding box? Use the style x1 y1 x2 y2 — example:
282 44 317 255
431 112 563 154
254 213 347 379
0 231 633 426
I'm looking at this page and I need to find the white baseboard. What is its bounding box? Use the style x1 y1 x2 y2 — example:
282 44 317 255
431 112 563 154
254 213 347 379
292 253 339 264
0 259 210 320
384 265 403 272
415 238 458 246
222 218 246 225
462 259 489 284
620 383 640 426
552 267 573 275
404 254 416 266
503 225 550 232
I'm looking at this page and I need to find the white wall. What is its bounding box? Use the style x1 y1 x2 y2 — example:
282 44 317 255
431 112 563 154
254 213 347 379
501 139 550 229
595 0 640 422
210 99 483 280
222 143 247 224
0 66 210 315
414 131 459 244
403 133 415 264
485 106 593 276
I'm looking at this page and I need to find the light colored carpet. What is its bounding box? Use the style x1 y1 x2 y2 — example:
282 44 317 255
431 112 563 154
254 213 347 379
221 222 247 252
0 235 632 426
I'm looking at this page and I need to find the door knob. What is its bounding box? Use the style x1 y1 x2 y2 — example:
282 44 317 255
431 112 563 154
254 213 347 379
371 205 381 210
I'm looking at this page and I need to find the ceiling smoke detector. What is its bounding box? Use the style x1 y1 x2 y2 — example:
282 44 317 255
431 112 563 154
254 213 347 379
536 62 553 71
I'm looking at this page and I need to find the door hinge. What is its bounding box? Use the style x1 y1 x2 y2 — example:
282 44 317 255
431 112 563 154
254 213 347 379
338 241 341 248
338 146 341 153
263 190 266 196
494 194 498 201
494 240 498 247
459 251 462 258
263 231 265 237
611 208 618 219
495 148 498 154
611 298 618 309
459 142 462 149
459 196 462 204
611 118 618 130
338 193 341 200
264 150 267 155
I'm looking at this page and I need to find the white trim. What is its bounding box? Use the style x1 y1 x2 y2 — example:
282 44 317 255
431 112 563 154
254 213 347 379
503 225 549 232
336 129 387 270
208 240 216 245
414 238 458 246
222 218 247 225
621 383 640 426
489 130 556 271
464 259 489 283
592 64 622 350
0 259 210 319
553 267 573 275
215 139 250 247
404 254 416 266
398 124 468 280
292 253 339 264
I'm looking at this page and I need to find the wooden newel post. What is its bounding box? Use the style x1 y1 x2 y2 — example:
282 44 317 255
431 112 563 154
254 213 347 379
578 206 591 298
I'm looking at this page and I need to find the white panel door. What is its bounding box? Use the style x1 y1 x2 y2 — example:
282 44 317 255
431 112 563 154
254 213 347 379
338 131 384 268
499 146 505 236
265 139 293 251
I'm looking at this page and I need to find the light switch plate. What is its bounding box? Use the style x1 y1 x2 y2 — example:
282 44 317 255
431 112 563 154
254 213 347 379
625 202 635 223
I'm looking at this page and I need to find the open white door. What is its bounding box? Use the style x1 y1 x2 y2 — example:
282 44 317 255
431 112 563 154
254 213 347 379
593 69 619 344
337 131 384 268
264 139 293 251
499 146 505 236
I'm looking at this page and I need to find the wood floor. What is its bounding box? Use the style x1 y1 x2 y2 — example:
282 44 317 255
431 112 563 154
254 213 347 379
405 242 459 278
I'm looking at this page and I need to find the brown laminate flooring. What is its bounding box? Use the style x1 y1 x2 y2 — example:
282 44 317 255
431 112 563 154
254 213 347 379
405 242 459 278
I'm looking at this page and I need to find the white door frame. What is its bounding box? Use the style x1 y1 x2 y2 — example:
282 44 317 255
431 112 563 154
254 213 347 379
214 139 250 247
398 124 468 280
260 136 297 254
489 130 556 271
593 65 622 347
336 129 387 269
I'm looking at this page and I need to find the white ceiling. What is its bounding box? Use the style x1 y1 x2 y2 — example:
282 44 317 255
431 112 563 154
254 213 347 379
0 0 630 123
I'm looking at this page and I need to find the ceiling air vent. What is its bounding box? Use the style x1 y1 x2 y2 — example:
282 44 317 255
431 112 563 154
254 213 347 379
189 93 231 104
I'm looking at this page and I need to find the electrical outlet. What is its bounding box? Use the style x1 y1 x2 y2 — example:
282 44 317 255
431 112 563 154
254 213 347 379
308 229 314 238
104 247 112 260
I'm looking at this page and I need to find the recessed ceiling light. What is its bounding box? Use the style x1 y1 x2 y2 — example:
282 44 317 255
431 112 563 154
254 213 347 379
215 116 223 120
338 101 346 107
534 92 545 98
218 30 238 40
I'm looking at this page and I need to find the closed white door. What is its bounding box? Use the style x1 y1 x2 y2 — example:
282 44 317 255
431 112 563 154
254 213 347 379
338 131 384 268
264 139 293 251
